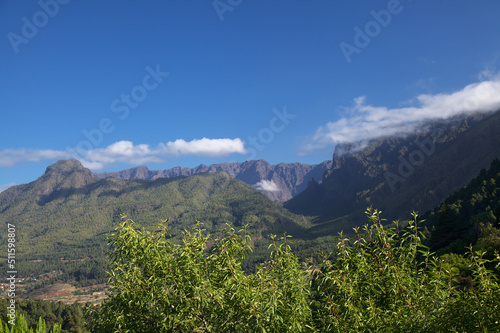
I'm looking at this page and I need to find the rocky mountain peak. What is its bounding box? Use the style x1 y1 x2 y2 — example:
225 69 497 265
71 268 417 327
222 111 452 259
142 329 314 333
41 159 94 190
44 159 87 176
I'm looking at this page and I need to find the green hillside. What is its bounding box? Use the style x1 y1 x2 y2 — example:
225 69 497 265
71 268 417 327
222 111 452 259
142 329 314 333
0 159 309 287
424 158 500 255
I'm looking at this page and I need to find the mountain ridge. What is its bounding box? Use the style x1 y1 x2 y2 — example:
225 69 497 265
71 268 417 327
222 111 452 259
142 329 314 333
286 110 500 235
93 159 332 201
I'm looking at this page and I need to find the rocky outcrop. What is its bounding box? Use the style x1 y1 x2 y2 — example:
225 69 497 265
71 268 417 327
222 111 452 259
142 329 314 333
94 160 332 201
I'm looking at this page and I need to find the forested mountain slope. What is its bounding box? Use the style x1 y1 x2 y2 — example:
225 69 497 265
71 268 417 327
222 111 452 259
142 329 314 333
424 158 500 255
0 159 309 285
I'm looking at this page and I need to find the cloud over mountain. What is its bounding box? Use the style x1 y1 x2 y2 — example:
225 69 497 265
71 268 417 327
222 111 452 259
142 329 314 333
0 138 247 170
254 179 280 192
303 74 500 153
160 138 247 157
0 149 70 167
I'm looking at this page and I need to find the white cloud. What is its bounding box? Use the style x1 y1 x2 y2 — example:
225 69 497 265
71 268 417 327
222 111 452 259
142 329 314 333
160 138 247 157
0 138 247 170
303 75 500 152
0 183 16 193
84 141 165 168
477 67 495 81
254 179 280 192
78 138 247 169
0 149 70 167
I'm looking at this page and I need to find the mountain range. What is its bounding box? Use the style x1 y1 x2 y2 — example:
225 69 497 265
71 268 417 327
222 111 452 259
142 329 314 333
94 159 332 202
0 158 310 284
1 110 500 288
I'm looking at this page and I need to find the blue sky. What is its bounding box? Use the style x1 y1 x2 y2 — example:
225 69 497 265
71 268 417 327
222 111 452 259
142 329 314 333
1 0 500 190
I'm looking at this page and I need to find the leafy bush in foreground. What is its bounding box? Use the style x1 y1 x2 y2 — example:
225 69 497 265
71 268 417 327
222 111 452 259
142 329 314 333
87 215 310 332
87 210 500 332
312 208 500 332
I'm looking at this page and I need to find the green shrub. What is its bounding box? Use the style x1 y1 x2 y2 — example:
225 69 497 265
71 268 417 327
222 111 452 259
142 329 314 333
311 208 500 332
87 210 500 332
87 215 312 332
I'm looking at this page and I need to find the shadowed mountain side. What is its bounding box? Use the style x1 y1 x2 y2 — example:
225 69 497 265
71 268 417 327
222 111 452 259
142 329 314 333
285 111 500 235
94 160 332 201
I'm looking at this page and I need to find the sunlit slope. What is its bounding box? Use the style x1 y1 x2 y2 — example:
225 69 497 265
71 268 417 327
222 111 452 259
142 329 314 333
0 159 308 276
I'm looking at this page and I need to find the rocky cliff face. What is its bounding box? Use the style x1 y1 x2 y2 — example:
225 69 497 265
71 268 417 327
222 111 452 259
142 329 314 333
286 111 500 228
94 160 332 201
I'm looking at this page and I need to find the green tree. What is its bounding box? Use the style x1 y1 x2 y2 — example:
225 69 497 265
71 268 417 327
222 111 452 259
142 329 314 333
87 214 312 332
0 314 61 333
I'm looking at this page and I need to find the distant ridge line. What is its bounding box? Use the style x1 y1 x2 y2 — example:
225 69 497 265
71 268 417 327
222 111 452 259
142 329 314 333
93 159 333 202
